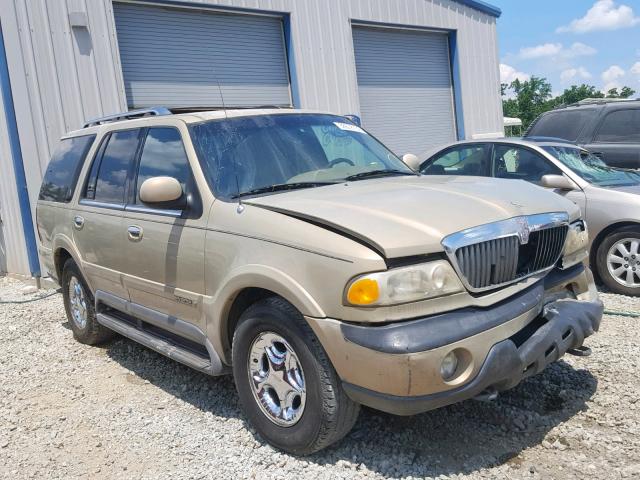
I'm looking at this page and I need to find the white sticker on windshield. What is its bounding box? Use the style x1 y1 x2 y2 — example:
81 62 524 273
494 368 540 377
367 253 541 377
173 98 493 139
333 122 365 134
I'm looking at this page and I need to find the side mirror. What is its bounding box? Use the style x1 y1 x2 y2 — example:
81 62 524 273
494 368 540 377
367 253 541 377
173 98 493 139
139 176 185 208
402 153 421 171
541 174 576 191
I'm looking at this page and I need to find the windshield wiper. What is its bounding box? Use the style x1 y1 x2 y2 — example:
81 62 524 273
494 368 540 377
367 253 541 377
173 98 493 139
344 169 416 181
232 181 337 199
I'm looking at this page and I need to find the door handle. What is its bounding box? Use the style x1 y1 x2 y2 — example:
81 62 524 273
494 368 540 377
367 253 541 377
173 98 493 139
73 215 84 230
127 225 143 242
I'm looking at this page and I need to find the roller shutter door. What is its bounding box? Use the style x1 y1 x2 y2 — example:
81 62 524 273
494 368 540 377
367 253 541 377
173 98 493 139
352 26 457 155
113 3 291 109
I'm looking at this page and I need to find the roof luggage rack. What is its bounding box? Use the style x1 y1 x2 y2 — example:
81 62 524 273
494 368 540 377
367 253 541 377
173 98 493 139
83 107 172 128
572 98 637 106
555 97 639 109
167 105 292 114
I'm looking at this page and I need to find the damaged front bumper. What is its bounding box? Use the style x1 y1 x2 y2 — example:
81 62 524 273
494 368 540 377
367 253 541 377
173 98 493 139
307 264 603 416
341 297 602 415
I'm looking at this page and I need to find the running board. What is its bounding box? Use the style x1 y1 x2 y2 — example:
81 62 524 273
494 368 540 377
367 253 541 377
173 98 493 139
98 312 215 375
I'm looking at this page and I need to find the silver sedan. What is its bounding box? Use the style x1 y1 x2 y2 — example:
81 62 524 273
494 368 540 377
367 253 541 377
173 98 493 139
417 138 640 296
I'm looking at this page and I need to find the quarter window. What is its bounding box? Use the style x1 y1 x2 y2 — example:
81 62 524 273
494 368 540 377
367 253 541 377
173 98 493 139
594 109 640 143
136 128 191 203
526 110 592 142
421 145 489 176
93 129 141 204
39 135 96 202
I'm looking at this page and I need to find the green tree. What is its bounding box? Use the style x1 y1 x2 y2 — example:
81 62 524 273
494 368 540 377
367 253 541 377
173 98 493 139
502 76 553 128
606 86 636 98
556 84 604 105
620 86 635 98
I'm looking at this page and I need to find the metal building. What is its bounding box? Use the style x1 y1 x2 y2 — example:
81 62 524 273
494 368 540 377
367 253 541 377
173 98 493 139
0 0 503 278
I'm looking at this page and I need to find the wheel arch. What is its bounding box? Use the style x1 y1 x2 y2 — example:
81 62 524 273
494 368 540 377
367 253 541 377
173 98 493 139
208 266 326 364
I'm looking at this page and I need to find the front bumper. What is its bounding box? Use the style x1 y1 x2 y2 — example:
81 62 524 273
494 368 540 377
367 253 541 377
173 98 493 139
306 264 603 416
341 297 602 415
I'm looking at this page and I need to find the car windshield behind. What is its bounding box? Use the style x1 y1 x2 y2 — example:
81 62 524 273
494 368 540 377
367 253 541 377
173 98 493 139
543 146 640 187
190 113 414 199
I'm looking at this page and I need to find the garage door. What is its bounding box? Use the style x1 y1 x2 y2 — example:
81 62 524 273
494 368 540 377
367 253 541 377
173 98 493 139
113 3 291 109
352 26 457 155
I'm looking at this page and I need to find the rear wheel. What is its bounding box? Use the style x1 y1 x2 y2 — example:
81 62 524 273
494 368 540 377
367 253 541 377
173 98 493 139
596 226 640 296
61 259 114 344
232 297 360 455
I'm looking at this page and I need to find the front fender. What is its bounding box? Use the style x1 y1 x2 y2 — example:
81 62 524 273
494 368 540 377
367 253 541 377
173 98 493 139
206 264 326 362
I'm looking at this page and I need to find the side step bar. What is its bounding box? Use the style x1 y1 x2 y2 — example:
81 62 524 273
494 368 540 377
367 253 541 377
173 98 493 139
95 290 228 376
97 312 216 375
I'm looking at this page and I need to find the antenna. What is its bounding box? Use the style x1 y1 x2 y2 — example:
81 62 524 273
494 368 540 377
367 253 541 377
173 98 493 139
213 70 244 212
213 75 228 118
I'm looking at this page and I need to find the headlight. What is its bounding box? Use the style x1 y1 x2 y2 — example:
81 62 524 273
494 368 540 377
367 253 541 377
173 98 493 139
345 260 464 306
562 220 589 268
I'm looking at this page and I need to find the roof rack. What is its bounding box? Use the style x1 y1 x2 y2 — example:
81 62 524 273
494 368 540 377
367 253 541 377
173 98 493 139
556 97 639 109
575 97 637 106
167 105 292 114
83 107 172 128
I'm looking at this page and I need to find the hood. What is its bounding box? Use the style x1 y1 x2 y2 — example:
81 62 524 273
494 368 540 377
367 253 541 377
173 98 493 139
245 176 579 258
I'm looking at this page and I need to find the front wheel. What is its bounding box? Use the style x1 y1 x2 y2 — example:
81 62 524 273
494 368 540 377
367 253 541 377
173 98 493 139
596 226 640 296
232 297 360 455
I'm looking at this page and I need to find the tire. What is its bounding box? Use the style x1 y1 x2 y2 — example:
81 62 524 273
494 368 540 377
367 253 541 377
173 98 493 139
232 297 360 455
596 226 640 296
61 259 114 345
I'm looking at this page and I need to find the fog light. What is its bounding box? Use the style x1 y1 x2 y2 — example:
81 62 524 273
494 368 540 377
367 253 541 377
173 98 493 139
440 351 459 380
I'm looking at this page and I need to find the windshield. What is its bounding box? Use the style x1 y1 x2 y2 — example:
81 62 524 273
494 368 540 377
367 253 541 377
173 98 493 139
542 146 640 187
189 113 413 199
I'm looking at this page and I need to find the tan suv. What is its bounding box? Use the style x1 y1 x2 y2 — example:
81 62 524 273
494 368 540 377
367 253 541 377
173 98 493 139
36 107 603 454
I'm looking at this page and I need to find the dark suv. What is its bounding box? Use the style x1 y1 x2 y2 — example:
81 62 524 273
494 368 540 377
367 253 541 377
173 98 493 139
525 99 640 169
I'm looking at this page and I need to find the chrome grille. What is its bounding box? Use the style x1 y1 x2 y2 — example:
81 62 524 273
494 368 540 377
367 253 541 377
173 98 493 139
442 213 570 292
529 227 569 272
455 236 519 289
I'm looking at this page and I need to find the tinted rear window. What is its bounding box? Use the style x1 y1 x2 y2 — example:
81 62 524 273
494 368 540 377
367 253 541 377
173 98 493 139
94 129 141 204
594 109 640 143
527 110 593 141
39 135 96 202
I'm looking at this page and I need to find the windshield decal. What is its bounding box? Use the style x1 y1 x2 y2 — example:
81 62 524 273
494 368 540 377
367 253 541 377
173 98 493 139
333 122 365 134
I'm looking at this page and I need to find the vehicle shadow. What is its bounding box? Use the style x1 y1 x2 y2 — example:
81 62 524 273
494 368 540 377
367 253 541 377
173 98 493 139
104 335 596 478
309 360 597 478
102 335 243 420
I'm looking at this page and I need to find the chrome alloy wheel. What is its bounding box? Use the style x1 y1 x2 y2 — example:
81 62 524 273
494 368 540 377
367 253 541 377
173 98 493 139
247 332 306 427
68 276 89 329
607 238 640 288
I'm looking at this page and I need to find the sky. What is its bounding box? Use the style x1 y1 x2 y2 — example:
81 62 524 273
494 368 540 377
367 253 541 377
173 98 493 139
493 0 640 97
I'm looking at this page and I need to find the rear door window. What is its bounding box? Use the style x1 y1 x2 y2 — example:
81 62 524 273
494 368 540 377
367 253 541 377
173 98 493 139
135 128 192 203
527 110 593 141
39 135 96 202
93 129 142 204
594 109 640 143
421 145 490 176
492 145 561 184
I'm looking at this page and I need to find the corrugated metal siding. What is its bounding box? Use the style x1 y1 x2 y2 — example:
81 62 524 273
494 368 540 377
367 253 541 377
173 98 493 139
352 26 456 155
0 80 30 275
0 0 126 276
113 2 291 108
0 0 503 276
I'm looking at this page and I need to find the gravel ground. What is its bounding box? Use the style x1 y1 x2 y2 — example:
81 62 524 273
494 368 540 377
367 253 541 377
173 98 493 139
1 275 639 480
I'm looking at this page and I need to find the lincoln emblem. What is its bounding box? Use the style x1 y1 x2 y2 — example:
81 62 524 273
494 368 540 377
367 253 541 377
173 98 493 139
515 216 530 244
